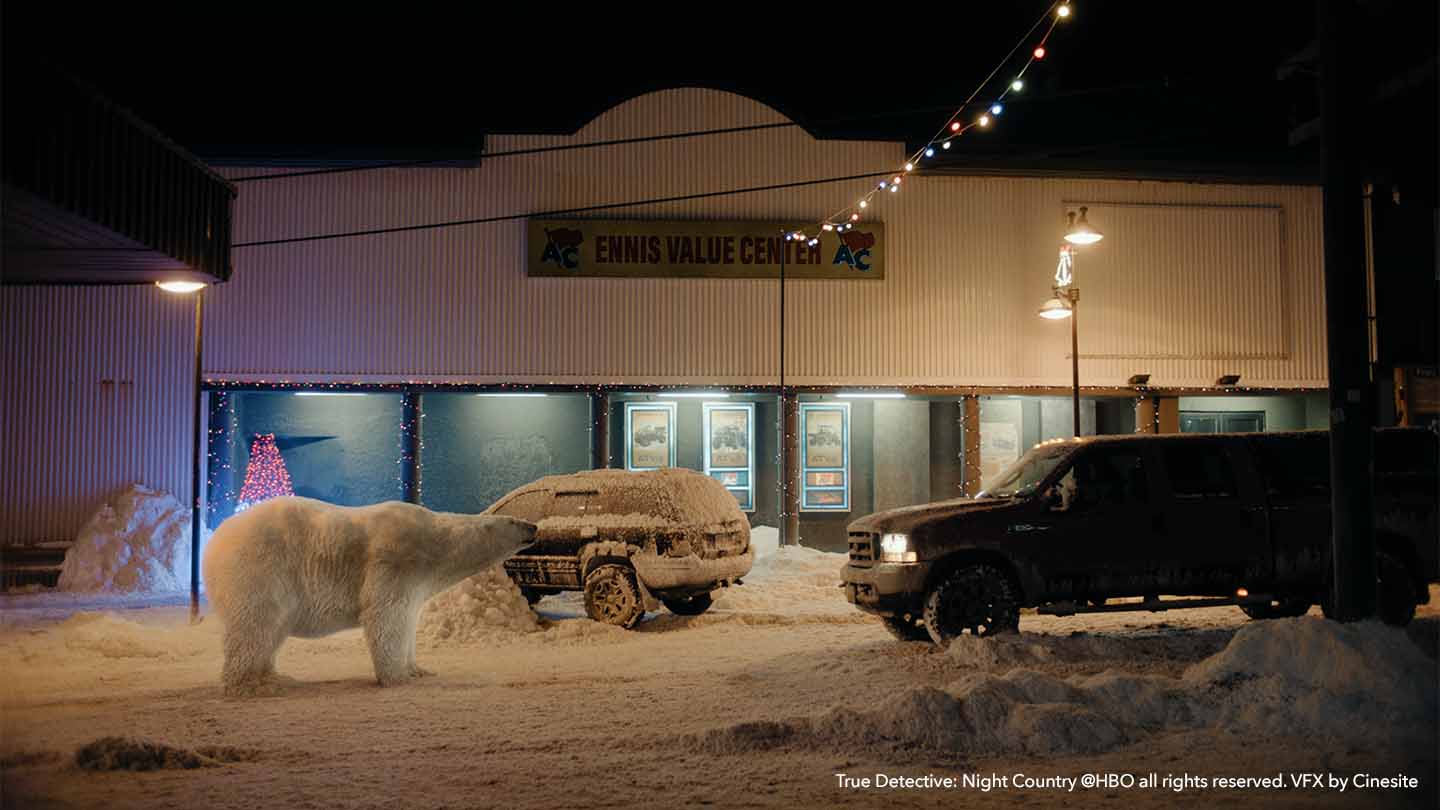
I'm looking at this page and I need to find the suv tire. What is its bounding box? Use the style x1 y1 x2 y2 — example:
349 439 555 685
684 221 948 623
1240 597 1311 620
881 615 931 642
584 564 646 628
922 564 1020 646
660 592 714 616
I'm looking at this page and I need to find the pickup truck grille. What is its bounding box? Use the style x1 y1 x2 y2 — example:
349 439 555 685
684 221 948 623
848 531 877 566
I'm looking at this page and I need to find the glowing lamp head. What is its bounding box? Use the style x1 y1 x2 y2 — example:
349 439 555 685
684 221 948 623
155 280 207 294
1033 46 1047 59
1037 296 1073 320
1063 206 1105 245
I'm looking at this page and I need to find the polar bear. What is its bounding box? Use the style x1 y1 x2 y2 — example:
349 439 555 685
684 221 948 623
202 497 535 696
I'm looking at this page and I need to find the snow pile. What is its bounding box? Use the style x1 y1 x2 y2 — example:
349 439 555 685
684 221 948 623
706 544 865 625
57 485 191 594
946 629 1231 675
695 617 1436 756
75 737 259 770
749 525 779 559
418 566 541 644
0 612 208 664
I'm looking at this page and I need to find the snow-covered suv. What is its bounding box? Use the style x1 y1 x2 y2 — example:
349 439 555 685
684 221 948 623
487 468 753 628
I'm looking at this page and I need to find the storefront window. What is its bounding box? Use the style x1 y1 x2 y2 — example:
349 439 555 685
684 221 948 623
206 391 405 527
420 393 592 514
610 392 779 527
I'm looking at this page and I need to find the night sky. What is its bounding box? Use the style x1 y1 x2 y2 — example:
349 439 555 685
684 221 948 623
2 1 1433 183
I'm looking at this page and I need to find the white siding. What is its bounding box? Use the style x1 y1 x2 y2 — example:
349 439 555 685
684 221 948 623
209 88 1325 388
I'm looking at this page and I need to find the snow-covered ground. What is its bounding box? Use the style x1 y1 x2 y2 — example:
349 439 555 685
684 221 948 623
2 544 1436 809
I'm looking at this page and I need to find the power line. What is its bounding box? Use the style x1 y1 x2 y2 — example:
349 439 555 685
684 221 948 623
231 169 893 248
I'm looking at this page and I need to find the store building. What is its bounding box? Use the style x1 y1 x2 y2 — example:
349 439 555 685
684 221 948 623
3 88 1331 552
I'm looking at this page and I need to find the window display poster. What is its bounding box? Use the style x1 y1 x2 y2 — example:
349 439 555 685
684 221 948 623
803 408 845 468
800 403 849 511
626 403 676 470
707 408 750 468
704 402 755 513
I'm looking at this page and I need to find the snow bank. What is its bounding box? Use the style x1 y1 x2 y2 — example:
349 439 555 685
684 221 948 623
0 612 209 664
705 545 866 626
57 485 191 594
418 566 541 644
695 617 1436 756
749 526 779 559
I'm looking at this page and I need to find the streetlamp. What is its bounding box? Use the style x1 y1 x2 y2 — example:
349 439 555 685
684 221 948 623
1038 207 1104 437
156 278 207 622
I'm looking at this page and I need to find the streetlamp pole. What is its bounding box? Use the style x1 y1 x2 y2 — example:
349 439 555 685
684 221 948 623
189 289 205 622
1068 286 1080 438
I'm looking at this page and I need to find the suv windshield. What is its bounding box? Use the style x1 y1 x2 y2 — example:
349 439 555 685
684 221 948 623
978 444 1075 499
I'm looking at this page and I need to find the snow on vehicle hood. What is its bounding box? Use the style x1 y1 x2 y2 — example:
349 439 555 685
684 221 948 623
848 497 1018 534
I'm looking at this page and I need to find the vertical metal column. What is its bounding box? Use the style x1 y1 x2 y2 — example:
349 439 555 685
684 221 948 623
1069 288 1081 437
400 392 422 504
960 396 983 497
782 392 800 545
592 390 611 469
1320 0 1377 621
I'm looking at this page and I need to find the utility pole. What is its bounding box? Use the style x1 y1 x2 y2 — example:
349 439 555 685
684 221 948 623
1319 0 1377 620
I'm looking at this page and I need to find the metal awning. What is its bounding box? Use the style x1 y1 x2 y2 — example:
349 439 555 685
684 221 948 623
2 66 236 285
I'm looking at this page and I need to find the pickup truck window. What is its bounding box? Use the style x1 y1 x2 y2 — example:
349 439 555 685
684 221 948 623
1252 435 1329 498
980 445 1072 499
1162 444 1238 499
1074 449 1148 507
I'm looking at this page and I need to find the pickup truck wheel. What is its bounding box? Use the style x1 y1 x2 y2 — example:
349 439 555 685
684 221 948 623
881 616 931 642
660 592 714 616
922 564 1020 646
1376 551 1416 627
583 564 646 629
1240 597 1311 620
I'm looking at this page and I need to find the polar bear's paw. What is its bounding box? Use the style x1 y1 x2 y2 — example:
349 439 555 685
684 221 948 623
222 672 294 698
410 665 436 678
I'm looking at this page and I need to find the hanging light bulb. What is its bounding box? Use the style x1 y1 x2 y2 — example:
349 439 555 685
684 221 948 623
892 176 901 184
942 140 952 149
990 103 1003 115
850 213 860 221
904 162 914 172
950 121 961 132
1011 78 1024 92
925 147 935 157
978 115 991 127
1033 46 1047 59
889 184 899 193
859 200 868 209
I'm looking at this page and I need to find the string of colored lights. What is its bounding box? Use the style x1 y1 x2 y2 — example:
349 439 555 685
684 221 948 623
787 1 1076 246
235 433 295 510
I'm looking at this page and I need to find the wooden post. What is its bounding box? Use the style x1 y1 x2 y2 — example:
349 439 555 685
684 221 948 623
781 392 800 545
1134 397 1157 434
1156 397 1179 434
960 396 982 497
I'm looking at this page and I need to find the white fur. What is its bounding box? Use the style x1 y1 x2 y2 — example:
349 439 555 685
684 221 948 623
202 497 534 695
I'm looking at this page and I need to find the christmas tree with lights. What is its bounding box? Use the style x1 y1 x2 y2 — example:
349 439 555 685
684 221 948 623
236 433 294 511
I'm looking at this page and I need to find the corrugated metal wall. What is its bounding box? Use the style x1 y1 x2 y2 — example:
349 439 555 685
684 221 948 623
1 286 195 541
209 88 1325 387
0 88 1327 541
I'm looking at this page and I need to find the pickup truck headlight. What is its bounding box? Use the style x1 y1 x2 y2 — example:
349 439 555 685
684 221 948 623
880 532 917 564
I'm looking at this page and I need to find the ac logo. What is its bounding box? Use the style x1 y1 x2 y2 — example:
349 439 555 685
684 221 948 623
541 227 585 270
833 231 876 272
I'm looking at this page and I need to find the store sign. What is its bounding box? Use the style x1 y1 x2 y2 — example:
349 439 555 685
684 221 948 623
527 219 885 279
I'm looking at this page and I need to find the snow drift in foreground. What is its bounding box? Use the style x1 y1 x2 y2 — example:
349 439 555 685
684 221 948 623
57 485 191 594
695 617 1436 756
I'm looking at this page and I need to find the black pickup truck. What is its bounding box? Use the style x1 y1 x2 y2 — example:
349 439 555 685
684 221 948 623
842 429 1438 645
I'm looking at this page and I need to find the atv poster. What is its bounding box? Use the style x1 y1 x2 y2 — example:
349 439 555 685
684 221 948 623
625 402 677 471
